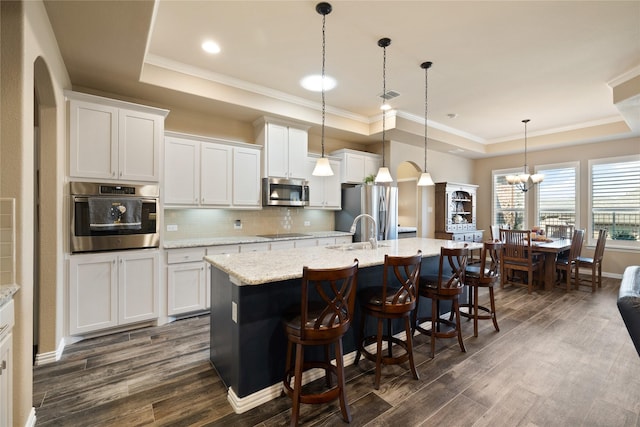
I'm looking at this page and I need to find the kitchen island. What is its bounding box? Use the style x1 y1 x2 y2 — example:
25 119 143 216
205 237 480 413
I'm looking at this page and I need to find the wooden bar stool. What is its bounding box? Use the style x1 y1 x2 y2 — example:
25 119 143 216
414 246 468 358
354 251 422 390
282 260 359 426
461 241 502 337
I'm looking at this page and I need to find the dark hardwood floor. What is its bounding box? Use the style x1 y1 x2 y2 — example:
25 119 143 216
33 275 640 426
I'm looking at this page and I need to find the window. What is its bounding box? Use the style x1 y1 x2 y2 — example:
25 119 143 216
589 155 640 248
536 162 578 230
492 169 526 230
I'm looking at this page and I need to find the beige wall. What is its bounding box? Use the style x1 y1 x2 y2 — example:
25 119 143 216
474 136 640 276
1 0 71 424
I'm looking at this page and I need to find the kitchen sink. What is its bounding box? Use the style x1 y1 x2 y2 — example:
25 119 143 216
325 242 390 251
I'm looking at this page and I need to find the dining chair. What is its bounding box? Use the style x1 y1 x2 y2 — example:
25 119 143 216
500 229 544 294
461 241 502 337
354 251 422 390
545 224 575 239
414 246 468 358
555 228 584 291
575 229 608 292
282 260 359 426
490 225 501 241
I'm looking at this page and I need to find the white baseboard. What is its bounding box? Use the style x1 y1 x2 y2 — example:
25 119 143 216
24 407 36 427
34 339 65 365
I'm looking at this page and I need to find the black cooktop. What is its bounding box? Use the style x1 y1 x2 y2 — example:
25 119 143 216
256 233 312 239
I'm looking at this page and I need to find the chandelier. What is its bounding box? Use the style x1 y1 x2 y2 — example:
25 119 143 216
506 119 544 192
374 37 393 183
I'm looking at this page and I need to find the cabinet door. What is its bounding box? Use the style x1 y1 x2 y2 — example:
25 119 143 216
119 251 159 325
344 153 366 184
167 262 207 315
266 123 289 178
69 253 118 335
287 127 308 179
323 160 342 209
69 100 118 179
118 109 162 181
233 147 261 207
364 156 381 178
164 137 200 205
0 332 12 427
201 143 233 206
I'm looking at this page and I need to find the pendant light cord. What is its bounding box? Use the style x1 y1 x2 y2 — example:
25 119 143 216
423 64 428 173
320 12 326 158
381 43 387 167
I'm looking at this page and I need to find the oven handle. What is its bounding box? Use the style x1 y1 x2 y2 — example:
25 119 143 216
73 196 159 203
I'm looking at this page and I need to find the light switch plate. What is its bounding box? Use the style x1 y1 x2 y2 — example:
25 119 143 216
166 224 178 231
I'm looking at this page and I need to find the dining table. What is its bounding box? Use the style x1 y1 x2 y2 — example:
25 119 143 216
530 238 572 290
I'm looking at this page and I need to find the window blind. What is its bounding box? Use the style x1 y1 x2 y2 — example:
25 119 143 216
538 166 576 226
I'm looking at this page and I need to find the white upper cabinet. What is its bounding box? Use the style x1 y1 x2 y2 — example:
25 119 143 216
164 132 261 209
67 91 168 182
255 118 309 179
306 155 341 210
330 149 381 184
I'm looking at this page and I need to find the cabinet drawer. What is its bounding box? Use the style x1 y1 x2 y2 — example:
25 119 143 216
270 240 295 251
167 248 206 264
296 238 318 248
206 245 240 255
240 242 270 252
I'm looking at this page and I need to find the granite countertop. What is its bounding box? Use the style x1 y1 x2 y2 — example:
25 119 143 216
0 284 20 307
163 231 353 249
205 237 482 285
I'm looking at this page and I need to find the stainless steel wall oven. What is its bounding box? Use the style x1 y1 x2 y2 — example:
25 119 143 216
70 182 159 253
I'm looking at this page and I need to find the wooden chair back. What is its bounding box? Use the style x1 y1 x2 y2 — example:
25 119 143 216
594 228 608 261
481 241 502 280
299 260 359 341
568 229 585 261
500 229 532 262
379 251 422 314
436 247 468 291
546 224 575 239
490 225 501 241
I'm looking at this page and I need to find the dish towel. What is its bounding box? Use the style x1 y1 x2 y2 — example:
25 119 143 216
88 198 142 230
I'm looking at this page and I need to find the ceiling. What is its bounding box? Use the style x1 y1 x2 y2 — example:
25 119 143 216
43 1 640 158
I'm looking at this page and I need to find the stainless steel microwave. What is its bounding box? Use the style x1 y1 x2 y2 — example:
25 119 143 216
262 177 309 207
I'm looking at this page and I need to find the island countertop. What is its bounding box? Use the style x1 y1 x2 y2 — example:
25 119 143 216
205 237 481 285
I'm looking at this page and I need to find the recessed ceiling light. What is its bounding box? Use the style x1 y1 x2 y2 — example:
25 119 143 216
202 40 221 54
301 74 336 92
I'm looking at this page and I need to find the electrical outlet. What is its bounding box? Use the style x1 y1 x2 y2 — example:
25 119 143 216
234 219 242 230
166 224 178 231
231 301 238 323
304 221 311 226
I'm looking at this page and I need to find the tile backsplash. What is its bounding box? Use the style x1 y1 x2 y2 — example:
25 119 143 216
163 207 335 240
0 198 15 285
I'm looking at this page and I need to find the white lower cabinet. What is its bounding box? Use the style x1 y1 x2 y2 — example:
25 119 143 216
0 299 14 427
167 248 208 316
69 250 159 335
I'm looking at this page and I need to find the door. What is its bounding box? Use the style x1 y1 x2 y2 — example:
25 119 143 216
233 147 261 207
201 143 232 206
118 109 162 181
167 262 207 315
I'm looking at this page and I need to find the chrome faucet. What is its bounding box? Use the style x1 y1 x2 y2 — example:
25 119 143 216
350 214 378 249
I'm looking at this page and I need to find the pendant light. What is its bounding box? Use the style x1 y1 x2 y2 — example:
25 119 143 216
417 61 435 187
311 2 335 176
374 37 393 183
506 119 544 192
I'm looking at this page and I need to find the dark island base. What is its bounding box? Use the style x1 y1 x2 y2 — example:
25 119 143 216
210 255 459 406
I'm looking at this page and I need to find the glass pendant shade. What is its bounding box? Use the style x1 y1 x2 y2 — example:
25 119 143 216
312 156 334 176
507 119 544 192
417 172 435 186
375 166 393 183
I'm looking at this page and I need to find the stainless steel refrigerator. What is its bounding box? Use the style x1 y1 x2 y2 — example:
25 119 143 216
335 184 398 242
